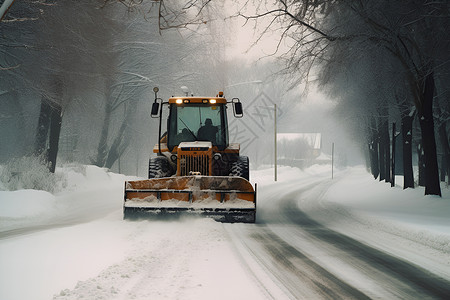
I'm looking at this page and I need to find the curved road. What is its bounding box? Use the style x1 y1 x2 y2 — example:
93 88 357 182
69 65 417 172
2 174 449 299
227 179 450 299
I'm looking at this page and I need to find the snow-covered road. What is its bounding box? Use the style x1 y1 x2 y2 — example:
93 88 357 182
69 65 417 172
230 177 450 299
1 165 449 299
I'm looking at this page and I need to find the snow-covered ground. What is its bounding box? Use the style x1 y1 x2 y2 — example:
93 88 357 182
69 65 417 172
304 168 450 279
0 164 449 299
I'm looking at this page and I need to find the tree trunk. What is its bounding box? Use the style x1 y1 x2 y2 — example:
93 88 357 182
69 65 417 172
438 123 449 183
34 98 62 173
417 142 426 187
47 104 62 173
401 112 415 189
378 149 386 181
377 113 391 183
378 127 386 181
369 140 379 179
434 74 449 184
94 102 112 167
418 73 441 196
391 122 396 187
435 95 450 183
380 117 390 183
368 119 379 179
35 98 52 157
104 118 129 170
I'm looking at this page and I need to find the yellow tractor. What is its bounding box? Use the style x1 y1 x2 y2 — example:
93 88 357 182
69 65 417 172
123 87 256 223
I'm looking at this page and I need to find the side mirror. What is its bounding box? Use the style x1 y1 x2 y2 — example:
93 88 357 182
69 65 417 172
151 102 160 118
232 98 243 118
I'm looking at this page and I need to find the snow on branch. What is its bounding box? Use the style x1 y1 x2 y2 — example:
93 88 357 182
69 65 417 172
0 0 16 22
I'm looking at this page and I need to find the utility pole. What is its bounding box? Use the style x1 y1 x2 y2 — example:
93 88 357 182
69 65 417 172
332 142 334 179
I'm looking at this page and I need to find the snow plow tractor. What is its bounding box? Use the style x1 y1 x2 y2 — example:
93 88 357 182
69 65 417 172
123 87 256 223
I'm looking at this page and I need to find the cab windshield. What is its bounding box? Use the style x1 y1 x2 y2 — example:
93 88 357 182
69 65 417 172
167 104 228 150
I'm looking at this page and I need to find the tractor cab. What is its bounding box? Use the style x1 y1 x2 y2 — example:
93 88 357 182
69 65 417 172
166 97 229 151
149 89 245 177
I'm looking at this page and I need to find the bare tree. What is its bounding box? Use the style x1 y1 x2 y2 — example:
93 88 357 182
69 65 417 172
1 0 60 167
233 0 448 195
327 1 448 196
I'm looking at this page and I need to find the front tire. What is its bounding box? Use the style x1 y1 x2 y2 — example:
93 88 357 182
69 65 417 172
229 156 249 181
148 156 173 178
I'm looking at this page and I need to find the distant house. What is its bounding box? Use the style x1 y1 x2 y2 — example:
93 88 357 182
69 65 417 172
277 133 323 168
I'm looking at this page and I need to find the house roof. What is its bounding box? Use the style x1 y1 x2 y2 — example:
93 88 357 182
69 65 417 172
277 133 321 150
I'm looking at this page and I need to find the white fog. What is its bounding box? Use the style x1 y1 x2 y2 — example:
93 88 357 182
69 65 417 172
1 1 449 299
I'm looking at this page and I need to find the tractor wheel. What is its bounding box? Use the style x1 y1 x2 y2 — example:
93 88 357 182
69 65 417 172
229 156 249 181
148 156 173 179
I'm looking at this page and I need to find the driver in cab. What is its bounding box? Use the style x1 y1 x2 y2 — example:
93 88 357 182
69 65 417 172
197 118 218 144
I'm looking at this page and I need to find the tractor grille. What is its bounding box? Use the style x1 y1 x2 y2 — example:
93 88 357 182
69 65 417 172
179 154 210 176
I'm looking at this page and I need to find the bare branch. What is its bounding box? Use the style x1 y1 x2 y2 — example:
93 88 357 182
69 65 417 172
0 0 16 22
0 64 21 71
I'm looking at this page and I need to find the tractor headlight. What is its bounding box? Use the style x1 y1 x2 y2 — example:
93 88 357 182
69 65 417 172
210 99 217 104
170 154 178 162
213 153 222 161
175 99 182 104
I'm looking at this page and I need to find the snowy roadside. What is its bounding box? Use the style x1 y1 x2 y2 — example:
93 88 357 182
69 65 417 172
1 164 449 299
0 165 134 300
297 166 450 280
0 165 268 300
0 165 133 234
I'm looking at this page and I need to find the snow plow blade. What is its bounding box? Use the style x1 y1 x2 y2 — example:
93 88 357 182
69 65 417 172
123 176 256 223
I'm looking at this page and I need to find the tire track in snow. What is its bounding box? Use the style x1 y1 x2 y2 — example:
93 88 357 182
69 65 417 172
251 227 371 299
53 219 269 300
279 188 450 299
228 176 450 299
227 178 370 299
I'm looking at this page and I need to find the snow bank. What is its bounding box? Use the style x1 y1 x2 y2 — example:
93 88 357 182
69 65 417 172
315 167 450 238
324 167 450 235
0 164 131 232
297 166 450 279
0 214 135 300
0 190 56 218
0 164 137 300
0 156 67 192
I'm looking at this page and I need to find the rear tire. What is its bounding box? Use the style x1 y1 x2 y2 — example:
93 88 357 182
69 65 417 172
229 156 249 181
148 156 173 178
